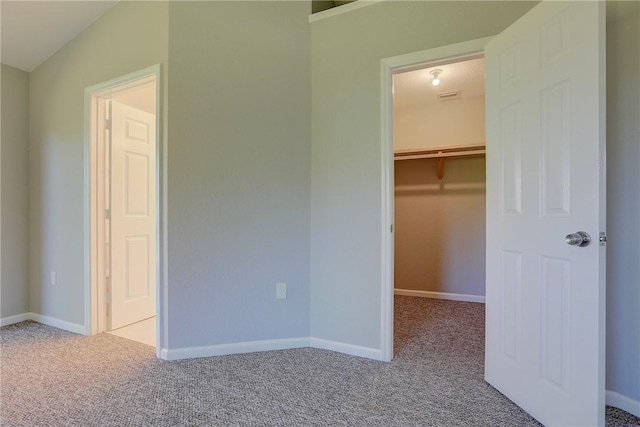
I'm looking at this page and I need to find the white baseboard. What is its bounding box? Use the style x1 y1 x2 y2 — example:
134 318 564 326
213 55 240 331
309 337 383 361
0 313 31 327
161 337 310 361
28 313 86 335
394 288 486 303
606 390 640 418
1 312 85 334
161 336 384 362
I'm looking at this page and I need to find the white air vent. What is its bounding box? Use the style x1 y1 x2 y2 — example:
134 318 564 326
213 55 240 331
437 90 461 101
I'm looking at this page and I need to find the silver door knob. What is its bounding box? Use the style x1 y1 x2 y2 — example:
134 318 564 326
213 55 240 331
565 231 591 247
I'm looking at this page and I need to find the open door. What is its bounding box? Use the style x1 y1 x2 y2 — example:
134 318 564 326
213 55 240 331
485 2 605 426
109 100 157 330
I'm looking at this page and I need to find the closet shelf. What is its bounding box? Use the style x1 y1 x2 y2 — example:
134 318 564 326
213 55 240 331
394 144 486 161
394 143 486 180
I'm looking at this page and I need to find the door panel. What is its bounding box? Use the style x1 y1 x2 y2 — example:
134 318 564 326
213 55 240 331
110 100 157 330
485 2 605 426
124 151 150 215
124 235 150 299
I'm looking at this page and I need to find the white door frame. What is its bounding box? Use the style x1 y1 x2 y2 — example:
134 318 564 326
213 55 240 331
379 37 493 362
83 65 165 356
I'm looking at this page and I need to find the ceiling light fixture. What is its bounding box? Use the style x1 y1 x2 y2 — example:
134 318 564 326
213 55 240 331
430 69 442 86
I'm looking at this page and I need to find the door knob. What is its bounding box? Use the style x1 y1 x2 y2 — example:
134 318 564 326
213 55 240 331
565 231 591 247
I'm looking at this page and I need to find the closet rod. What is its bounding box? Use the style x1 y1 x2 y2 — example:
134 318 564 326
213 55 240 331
394 144 486 161
394 149 485 161
394 144 486 180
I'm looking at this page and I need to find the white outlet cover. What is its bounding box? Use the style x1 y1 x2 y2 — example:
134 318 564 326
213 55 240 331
276 283 287 299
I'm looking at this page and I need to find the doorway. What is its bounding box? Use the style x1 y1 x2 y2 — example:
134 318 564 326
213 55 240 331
392 57 486 308
84 66 161 350
380 38 492 361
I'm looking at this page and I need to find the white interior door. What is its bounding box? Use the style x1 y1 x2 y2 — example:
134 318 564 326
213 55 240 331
485 2 605 426
109 100 157 330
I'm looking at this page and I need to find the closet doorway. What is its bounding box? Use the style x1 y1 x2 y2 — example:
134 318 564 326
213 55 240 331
392 57 487 307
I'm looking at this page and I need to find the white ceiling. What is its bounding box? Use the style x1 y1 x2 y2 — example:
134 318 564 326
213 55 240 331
1 0 118 72
393 57 485 110
112 82 156 114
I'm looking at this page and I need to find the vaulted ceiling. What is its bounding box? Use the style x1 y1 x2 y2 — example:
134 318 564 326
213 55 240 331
1 1 118 72
2 0 634 74
1 0 362 72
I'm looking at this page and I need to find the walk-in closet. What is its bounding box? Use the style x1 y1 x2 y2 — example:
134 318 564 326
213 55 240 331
393 57 487 303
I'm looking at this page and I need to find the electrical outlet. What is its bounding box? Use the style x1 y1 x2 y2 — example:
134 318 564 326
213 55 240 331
276 282 287 299
51 272 57 286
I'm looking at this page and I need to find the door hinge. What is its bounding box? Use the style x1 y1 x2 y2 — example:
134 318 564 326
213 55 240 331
390 224 393 233
105 208 110 220
599 232 607 247
105 118 111 131
105 276 111 302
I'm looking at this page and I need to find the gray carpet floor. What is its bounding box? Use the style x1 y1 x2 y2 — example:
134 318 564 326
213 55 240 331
1 296 638 426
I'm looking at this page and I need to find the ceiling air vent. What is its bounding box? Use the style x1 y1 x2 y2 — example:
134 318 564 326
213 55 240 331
437 90 461 101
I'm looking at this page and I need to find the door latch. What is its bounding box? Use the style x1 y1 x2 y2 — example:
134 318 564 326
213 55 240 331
599 232 607 247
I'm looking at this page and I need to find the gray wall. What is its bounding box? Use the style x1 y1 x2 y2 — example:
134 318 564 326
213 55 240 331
166 1 311 348
606 1 640 405
310 1 537 349
395 157 485 296
26 0 311 350
28 1 168 326
1 64 30 319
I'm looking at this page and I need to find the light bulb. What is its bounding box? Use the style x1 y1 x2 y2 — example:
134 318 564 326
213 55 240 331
430 69 443 87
